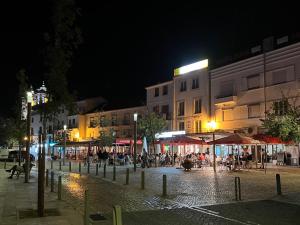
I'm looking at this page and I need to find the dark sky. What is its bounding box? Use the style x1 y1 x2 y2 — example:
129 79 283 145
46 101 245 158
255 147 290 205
0 3 299 116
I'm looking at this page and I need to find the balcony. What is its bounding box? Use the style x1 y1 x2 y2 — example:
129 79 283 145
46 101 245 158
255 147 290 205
215 95 237 106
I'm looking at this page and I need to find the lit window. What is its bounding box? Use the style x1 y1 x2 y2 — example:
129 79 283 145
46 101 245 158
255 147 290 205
194 99 201 114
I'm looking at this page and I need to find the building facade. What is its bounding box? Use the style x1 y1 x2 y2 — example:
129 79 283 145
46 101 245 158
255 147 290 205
145 81 173 130
211 41 300 134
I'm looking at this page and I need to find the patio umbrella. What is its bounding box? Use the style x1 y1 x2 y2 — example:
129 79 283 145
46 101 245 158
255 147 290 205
207 133 262 145
252 134 292 144
159 135 206 145
142 136 148 155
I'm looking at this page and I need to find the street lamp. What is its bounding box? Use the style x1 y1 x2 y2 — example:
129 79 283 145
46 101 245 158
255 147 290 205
207 120 217 172
25 91 33 183
63 124 67 165
133 113 138 172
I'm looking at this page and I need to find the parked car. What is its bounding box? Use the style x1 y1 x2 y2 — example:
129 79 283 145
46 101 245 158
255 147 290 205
7 150 35 162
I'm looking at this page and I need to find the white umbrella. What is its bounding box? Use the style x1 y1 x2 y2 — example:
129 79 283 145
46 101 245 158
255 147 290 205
142 136 148 155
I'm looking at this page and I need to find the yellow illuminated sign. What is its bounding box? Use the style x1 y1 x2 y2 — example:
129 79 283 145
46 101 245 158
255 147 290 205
174 59 208 76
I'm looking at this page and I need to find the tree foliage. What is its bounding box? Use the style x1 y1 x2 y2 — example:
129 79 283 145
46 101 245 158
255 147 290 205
40 0 82 124
97 117 115 149
138 112 167 150
261 97 300 143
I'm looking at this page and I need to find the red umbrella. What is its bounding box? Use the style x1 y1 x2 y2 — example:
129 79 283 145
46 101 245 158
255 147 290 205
252 134 292 144
207 133 262 145
159 136 205 145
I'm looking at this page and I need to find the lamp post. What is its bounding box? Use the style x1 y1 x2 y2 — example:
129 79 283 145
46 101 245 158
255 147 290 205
63 124 67 166
25 91 32 183
207 121 217 173
133 113 138 172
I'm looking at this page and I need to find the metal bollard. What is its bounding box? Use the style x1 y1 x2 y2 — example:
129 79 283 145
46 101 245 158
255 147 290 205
79 162 81 174
51 160 53 169
141 170 145 190
113 166 116 181
96 164 98 175
103 164 106 178
113 205 123 225
125 168 129 185
162 174 167 197
276 174 282 195
46 169 49 187
87 162 90 174
59 161 62 171
84 189 89 225
58 175 62 200
69 161 71 172
51 171 54 192
234 177 241 201
99 160 101 168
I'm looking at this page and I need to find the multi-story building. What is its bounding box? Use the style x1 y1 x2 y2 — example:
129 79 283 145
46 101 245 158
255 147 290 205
145 59 210 134
173 59 210 134
145 81 173 130
85 106 146 141
211 40 300 135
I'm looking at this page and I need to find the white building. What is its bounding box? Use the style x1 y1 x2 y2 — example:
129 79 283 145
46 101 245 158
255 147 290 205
211 40 300 135
145 81 173 130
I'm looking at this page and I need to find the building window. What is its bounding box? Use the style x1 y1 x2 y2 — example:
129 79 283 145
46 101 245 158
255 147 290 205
194 98 201 114
111 114 117 126
31 117 34 123
162 85 168 95
72 119 75 125
123 113 130 125
100 116 105 127
177 101 185 116
179 122 185 130
68 119 71 127
161 105 169 119
90 117 97 128
272 69 287 85
248 104 261 118
195 120 201 133
153 105 159 114
223 109 233 121
247 75 260 90
274 100 288 116
180 81 187 92
31 127 34 135
154 88 159 97
218 81 234 98
192 78 199 89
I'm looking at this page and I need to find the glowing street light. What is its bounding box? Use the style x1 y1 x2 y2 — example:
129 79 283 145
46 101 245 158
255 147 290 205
133 113 138 172
207 120 217 173
63 124 67 165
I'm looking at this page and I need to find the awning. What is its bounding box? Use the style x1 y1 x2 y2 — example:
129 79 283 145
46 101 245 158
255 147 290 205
207 133 263 145
252 134 293 144
157 135 206 145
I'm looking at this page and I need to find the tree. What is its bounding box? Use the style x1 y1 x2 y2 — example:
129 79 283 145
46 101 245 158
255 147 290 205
35 0 82 217
138 112 167 154
97 117 115 150
261 97 300 143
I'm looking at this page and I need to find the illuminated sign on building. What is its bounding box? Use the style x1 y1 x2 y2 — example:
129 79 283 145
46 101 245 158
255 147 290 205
174 59 208 76
155 130 186 139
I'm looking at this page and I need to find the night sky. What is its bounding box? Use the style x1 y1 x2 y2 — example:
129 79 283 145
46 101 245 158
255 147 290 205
0 3 299 116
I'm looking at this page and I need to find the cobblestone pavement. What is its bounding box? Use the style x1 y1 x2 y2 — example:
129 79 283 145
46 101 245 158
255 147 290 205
2 161 300 224
44 160 300 224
